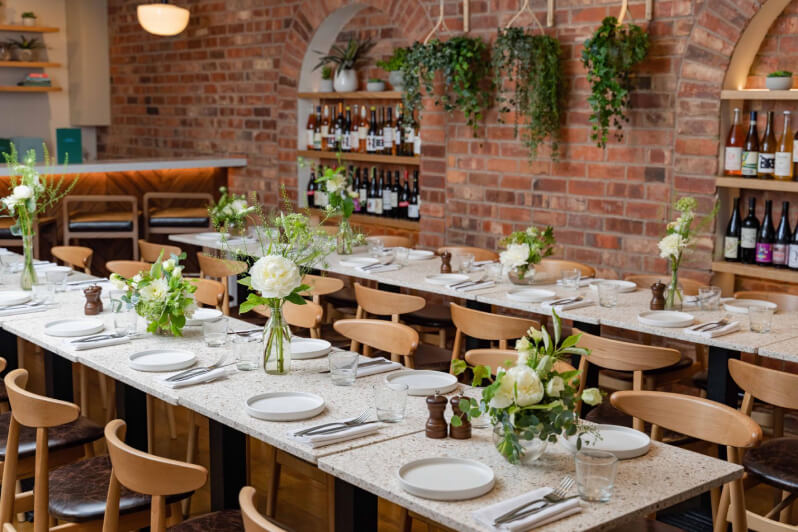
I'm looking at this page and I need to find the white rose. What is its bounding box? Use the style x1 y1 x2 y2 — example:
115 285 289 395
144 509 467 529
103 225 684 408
173 265 183 278
546 376 565 397
2 195 19 210
139 278 169 302
12 185 32 200
326 173 346 194
499 243 530 269
508 365 544 407
109 273 127 290
581 387 602 406
489 369 516 409
658 233 686 260
249 255 301 299
162 258 175 272
231 199 248 213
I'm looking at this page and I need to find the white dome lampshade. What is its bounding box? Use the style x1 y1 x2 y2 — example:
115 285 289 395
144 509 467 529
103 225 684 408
137 2 189 36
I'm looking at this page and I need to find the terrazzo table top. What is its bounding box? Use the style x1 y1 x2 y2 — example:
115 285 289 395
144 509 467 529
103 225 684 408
756 337 798 363
318 430 742 532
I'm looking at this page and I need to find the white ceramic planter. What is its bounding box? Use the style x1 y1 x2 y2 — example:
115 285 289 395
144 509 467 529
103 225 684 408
22 17 36 26
334 68 357 92
14 48 35 62
319 79 333 92
366 81 385 92
389 70 404 90
766 77 793 90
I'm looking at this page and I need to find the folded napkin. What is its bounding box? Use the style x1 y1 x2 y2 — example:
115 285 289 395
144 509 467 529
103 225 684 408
67 280 111 291
541 299 593 311
458 281 496 292
685 320 741 338
9 261 53 273
0 305 50 317
290 423 381 448
70 336 131 351
356 355 403 377
162 366 235 389
356 264 402 274
556 278 599 288
472 488 581 532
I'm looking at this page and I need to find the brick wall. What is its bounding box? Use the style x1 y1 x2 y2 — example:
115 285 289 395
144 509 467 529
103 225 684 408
99 0 776 282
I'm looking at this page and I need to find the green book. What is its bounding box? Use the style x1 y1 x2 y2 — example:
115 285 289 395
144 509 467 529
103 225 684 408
56 128 82 165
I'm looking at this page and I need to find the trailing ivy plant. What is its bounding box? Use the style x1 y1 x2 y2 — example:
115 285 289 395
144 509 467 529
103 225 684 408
581 16 649 148
401 36 492 137
492 27 563 160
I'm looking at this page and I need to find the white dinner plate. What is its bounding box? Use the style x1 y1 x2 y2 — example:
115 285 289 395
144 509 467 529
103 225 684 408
398 457 495 500
339 257 379 268
129 349 197 372
245 392 325 421
637 311 695 328
561 424 650 459
195 232 223 241
506 288 556 303
425 274 469 286
408 250 435 261
385 370 458 396
291 338 332 360
44 319 105 337
724 299 778 314
589 280 637 293
0 291 31 307
185 308 223 326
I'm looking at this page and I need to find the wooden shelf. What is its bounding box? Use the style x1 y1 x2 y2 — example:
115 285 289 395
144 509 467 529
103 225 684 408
297 91 402 100
318 211 420 231
0 85 61 93
0 24 59 33
715 176 798 193
297 150 420 166
712 261 798 284
0 61 61 68
721 89 798 100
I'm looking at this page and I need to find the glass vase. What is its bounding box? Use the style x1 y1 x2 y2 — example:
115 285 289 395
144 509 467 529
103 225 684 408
492 423 549 464
19 234 37 291
336 219 355 255
508 266 535 286
664 268 682 311
263 302 292 375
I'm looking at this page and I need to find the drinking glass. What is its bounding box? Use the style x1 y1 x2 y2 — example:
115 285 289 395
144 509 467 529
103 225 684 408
484 262 504 283
377 247 396 265
32 282 54 304
575 450 618 502
463 389 490 429
112 304 138 337
368 238 385 258
233 333 262 371
749 306 774 334
46 269 69 293
454 253 475 273
394 247 410 266
203 317 229 347
374 382 408 423
329 351 359 386
561 269 581 289
597 281 618 308
698 286 722 311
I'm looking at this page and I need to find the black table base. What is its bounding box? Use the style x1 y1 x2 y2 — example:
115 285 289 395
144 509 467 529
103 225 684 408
114 381 148 452
209 419 247 511
334 477 378 532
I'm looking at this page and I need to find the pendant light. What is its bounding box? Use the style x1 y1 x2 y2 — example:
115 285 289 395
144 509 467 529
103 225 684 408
137 1 189 36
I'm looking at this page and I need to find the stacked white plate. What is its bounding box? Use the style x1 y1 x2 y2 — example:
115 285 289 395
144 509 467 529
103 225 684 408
129 349 197 372
637 311 694 328
185 308 223 326
589 280 637 293
339 257 379 268
561 424 650 459
385 370 458 396
246 392 325 421
44 319 105 337
398 458 495 500
290 338 331 360
506 288 556 303
723 299 778 314
0 291 31 307
407 250 435 261
425 274 469 286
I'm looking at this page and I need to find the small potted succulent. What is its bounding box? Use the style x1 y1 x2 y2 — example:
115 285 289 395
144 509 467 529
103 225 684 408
314 37 374 93
21 11 36 26
766 70 793 91
9 35 43 62
366 78 385 92
377 47 407 90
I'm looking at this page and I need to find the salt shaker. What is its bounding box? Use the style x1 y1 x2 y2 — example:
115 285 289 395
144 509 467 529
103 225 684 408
425 393 448 439
449 395 471 439
83 285 103 315
440 251 452 274
650 281 666 311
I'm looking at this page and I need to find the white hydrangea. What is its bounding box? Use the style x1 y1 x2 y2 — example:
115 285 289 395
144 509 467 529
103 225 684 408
249 255 301 299
499 242 530 269
139 278 169 302
12 185 32 200
508 365 544 407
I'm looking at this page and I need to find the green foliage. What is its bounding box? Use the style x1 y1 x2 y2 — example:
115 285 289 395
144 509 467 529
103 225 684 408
376 47 408 72
209 186 255 232
499 225 555 278
768 70 793 78
321 66 332 80
401 36 493 137
314 37 375 72
368 78 382 83
21 12 35 18
8 35 42 49
581 17 649 148
492 28 563 160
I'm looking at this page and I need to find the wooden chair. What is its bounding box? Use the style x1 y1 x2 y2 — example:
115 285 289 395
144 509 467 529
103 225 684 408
239 487 286 532
50 246 92 274
142 192 213 241
138 239 183 263
0 216 55 258
536 259 596 278
734 291 798 312
252 301 324 338
301 274 344 337
188 277 224 311
106 260 152 279
610 390 762 532
436 246 498 262
63 195 139 260
366 235 412 248
625 274 705 296
728 359 798 530
197 253 248 312
102 418 244 532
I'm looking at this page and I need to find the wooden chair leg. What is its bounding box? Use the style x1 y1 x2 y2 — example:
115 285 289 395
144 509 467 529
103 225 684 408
14 482 23 523
166 501 183 527
773 406 785 437
714 484 730 532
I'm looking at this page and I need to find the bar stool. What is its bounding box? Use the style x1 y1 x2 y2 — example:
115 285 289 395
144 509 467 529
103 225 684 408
106 260 152 279
50 246 92 274
142 192 213 241
63 195 139 260
139 239 183 263
197 253 248 314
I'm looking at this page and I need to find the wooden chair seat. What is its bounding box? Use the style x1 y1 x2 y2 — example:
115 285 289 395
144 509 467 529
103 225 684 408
584 401 694 446
68 210 135 231
149 206 210 228
742 437 798 493
168 509 244 531
0 411 102 460
403 302 453 328
602 353 693 378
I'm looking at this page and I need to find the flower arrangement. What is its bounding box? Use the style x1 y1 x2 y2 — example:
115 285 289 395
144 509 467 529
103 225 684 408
1 144 77 289
110 251 196 336
452 310 602 464
499 226 555 280
209 186 255 234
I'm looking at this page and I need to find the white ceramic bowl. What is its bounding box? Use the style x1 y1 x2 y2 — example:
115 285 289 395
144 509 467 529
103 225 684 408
766 76 793 90
366 81 385 92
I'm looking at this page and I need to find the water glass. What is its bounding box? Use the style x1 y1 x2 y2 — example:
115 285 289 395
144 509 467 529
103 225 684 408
203 317 229 347
394 247 410 266
368 238 385 258
484 262 504 283
32 282 54 304
575 450 618 502
454 253 475 273
233 333 262 371
329 351 359 386
749 306 774 334
374 382 408 423
561 269 581 289
112 306 138 337
46 269 69 292
698 286 722 311
597 281 618 308
463 390 490 429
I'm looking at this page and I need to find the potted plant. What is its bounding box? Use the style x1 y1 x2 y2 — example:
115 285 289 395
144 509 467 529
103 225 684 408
314 37 374 93
499 226 556 284
319 65 333 92
581 16 649 148
366 78 385 92
9 35 43 62
21 11 36 26
766 70 793 91
377 47 408 90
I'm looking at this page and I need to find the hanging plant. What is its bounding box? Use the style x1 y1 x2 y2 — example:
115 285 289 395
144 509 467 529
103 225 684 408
581 16 649 148
492 27 563 160
401 36 492 137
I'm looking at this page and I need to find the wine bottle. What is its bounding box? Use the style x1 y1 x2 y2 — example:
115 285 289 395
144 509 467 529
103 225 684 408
723 197 741 262
740 197 759 264
384 106 394 156
755 199 775 265
350 105 359 153
341 106 352 152
376 107 385 154
404 114 414 157
742 111 759 178
352 167 361 213
380 169 391 217
358 167 368 213
358 105 368 153
315 167 327 209
320 105 331 151
398 172 409 219
306 169 316 208
374 168 384 216
789 215 798 271
366 107 377 153
723 108 743 176
391 171 400 219
305 108 316 151
758 111 776 179
334 103 344 152
366 169 376 214
312 106 322 151
413 123 421 156
394 104 404 156
773 201 791 268
775 111 794 181
408 170 420 220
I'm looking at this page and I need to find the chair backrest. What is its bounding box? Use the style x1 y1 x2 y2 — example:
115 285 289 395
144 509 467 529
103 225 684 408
240 486 286 532
138 239 183 263
197 253 248 309
734 291 798 312
333 319 418 358
450 303 540 366
367 235 413 248
253 301 323 333
103 419 207 532
729 358 798 412
536 259 596 278
106 260 152 279
624 274 705 296
188 278 225 312
353 283 425 318
5 369 79 429
465 349 576 377
437 246 499 262
51 245 93 274
300 274 344 305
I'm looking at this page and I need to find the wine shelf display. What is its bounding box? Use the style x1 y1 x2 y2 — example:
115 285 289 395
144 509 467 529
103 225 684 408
297 91 402 100
297 150 419 166
0 24 59 33
0 86 61 93
721 89 798 101
716 177 798 193
0 61 61 68
318 211 420 231
711 261 798 285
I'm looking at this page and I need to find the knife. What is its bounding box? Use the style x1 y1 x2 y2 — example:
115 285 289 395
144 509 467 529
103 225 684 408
318 358 391 374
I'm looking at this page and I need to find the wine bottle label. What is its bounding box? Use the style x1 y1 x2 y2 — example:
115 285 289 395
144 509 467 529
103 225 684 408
359 189 367 203
307 129 315 148
321 125 329 138
376 135 384 151
313 133 322 150
366 135 375 152
375 199 383 215
382 190 391 208
414 135 421 155
341 134 350 151
408 204 419 218
742 151 758 176
741 228 757 248
359 128 368 141
399 201 409 208
350 132 358 151
755 242 773 263
775 152 792 176
724 237 739 259
773 244 788 265
757 153 775 173
384 127 394 146
391 191 399 208
724 147 742 172
366 198 375 213
794 142 798 163
789 244 798 268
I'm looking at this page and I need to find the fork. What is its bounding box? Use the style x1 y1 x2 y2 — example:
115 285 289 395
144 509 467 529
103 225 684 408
493 477 575 525
549 296 582 306
693 318 728 332
165 353 229 382
294 410 370 437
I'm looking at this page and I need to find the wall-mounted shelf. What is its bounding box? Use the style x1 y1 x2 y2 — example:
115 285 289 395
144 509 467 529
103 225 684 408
712 261 798 285
0 86 61 93
0 61 61 68
297 91 402 100
0 24 59 33
297 150 420 166
721 89 798 100
715 176 798 193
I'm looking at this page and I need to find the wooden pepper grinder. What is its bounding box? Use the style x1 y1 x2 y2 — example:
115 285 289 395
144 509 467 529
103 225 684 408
440 251 452 274
84 285 103 315
650 281 666 311
449 395 472 439
425 393 448 439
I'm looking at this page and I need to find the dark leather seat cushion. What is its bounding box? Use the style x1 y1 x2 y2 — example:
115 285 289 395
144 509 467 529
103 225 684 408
69 220 134 231
0 413 103 460
149 207 210 228
0 228 15 239
49 455 191 523
149 216 209 227
585 401 694 446
403 303 453 328
743 437 798 492
169 510 244 531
